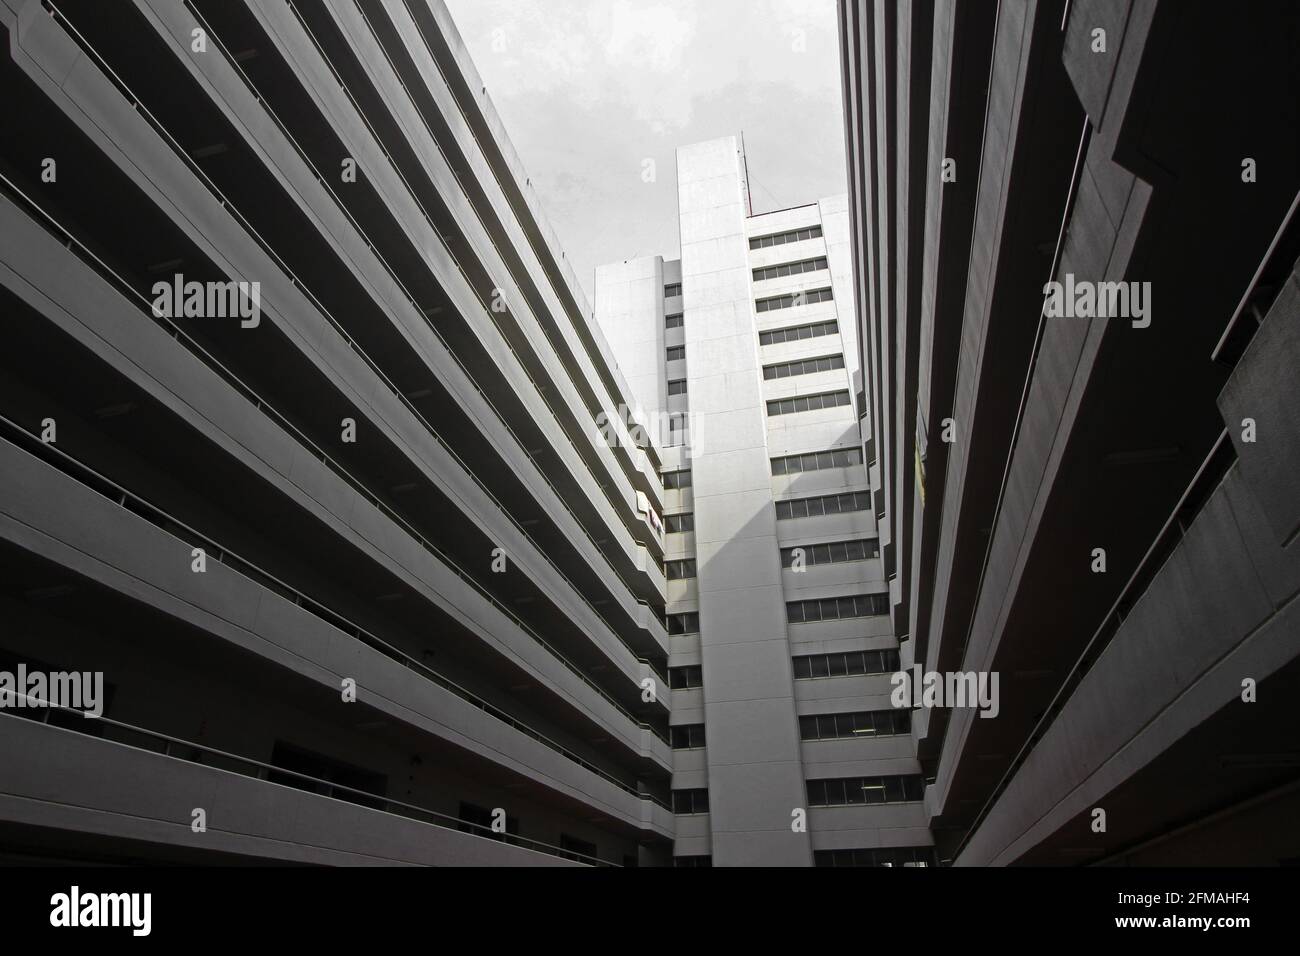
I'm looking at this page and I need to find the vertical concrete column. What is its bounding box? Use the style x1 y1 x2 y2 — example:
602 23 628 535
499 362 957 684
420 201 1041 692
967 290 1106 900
677 136 812 865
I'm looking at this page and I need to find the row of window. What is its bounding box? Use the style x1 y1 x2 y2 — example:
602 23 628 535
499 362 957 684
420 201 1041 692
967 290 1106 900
780 537 879 569
668 664 703 689
806 775 925 807
771 446 862 475
759 318 839 346
667 378 687 396
674 855 712 867
462 802 614 866
767 389 851 417
752 255 828 283
666 559 697 580
672 788 710 814
673 648 901 687
814 847 934 867
799 708 911 741
663 469 692 489
787 592 889 623
776 490 871 521
665 512 694 533
756 286 834 313
669 723 706 749
664 282 682 298
666 345 685 362
749 224 823 249
665 311 683 329
792 648 900 679
763 353 845 380
666 611 700 635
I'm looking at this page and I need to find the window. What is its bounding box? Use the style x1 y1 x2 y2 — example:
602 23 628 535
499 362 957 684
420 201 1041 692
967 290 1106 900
780 538 879 568
759 319 839 346
667 378 687 396
665 312 684 329
799 709 911 741
770 446 862 475
763 353 845 380
662 469 692 490
666 559 697 580
755 286 833 313
805 775 924 807
666 345 686 362
670 724 706 749
666 611 700 634
665 513 694 533
792 648 901 680
674 855 713 867
749 224 823 250
775 491 871 520
668 664 703 689
268 742 387 812
458 802 519 842
814 847 934 867
664 283 682 298
559 833 599 863
752 256 829 283
786 592 889 623
766 389 851 416
672 788 710 814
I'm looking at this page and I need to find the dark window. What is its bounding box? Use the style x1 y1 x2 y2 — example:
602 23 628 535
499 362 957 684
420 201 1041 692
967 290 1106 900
666 559 697 580
268 742 387 811
766 389 851 416
759 319 839 346
798 709 911 740
775 490 872 520
559 833 599 863
665 312 684 329
755 286 833 313
664 283 682 298
457 801 519 842
666 612 700 635
762 353 845 380
770 446 862 475
752 255 829 283
666 345 686 362
806 775 924 807
780 537 879 568
665 513 694 533
668 665 704 689
672 788 710 814
814 847 934 867
749 224 823 250
662 469 692 490
786 592 890 623
670 724 707 749
674 855 713 867
667 378 688 396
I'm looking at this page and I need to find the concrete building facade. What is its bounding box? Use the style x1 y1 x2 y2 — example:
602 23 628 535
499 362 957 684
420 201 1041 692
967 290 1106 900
595 136 930 867
838 0 1300 864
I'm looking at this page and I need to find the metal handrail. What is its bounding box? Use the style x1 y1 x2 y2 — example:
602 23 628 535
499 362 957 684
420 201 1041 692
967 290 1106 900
0 411 670 808
43 1 670 686
0 701 615 866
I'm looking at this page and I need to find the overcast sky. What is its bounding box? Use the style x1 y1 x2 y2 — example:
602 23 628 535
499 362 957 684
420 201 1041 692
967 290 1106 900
444 0 848 301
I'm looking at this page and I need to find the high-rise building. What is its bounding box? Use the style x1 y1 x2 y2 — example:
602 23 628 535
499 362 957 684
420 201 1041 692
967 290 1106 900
0 0 679 866
838 0 1300 864
595 136 931 867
